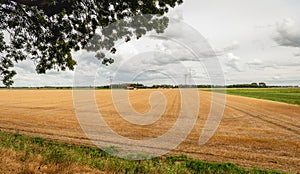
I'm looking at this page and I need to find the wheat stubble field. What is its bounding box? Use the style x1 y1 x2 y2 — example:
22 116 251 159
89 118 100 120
0 89 299 173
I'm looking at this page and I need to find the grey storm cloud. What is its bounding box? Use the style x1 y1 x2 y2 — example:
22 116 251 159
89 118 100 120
274 18 300 48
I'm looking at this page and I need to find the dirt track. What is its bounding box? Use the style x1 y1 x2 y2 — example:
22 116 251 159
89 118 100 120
0 89 299 173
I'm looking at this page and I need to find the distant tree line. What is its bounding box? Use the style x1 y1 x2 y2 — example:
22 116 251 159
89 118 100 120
2 82 300 89
227 82 267 88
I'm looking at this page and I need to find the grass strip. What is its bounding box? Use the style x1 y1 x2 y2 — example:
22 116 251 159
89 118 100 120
0 131 287 174
208 88 300 105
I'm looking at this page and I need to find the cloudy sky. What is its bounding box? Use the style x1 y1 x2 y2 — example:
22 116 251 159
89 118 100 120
10 0 300 87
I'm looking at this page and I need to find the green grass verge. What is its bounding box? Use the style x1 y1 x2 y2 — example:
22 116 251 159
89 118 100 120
209 88 300 105
0 131 287 174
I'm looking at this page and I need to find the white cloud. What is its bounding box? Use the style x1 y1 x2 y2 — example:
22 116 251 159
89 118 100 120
247 58 263 65
14 60 36 74
223 40 240 52
272 75 281 80
293 50 300 57
168 9 184 21
225 53 243 72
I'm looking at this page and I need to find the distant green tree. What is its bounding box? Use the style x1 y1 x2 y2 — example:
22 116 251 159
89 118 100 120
251 82 258 87
227 83 264 88
0 0 183 87
259 82 267 88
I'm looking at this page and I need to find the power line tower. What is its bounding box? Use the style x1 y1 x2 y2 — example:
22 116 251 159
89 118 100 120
184 68 192 88
189 68 192 87
108 76 112 89
184 74 188 87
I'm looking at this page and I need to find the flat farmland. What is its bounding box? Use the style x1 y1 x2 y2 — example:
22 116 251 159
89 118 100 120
214 88 300 105
0 89 299 173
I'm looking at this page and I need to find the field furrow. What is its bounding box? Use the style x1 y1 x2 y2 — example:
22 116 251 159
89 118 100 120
0 89 299 173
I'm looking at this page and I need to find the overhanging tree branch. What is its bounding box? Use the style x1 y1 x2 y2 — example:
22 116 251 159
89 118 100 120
0 0 183 87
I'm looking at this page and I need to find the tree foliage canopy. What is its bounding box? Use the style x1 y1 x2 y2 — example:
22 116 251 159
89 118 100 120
0 0 183 87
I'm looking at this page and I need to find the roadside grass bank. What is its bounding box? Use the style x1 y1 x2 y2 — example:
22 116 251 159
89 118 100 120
208 88 300 105
0 131 287 174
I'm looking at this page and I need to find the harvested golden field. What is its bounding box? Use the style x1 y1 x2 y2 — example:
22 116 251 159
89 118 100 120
0 89 299 173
